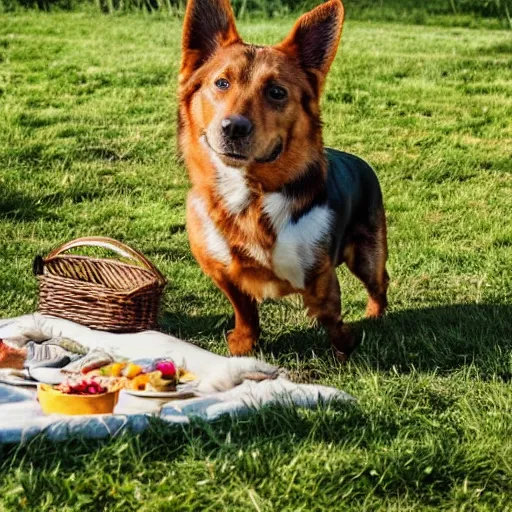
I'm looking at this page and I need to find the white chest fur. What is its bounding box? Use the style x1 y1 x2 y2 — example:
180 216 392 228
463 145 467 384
211 153 251 215
263 193 333 290
189 194 232 266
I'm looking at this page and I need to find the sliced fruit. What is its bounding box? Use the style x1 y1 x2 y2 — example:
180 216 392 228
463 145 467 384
130 374 150 391
178 368 198 383
123 363 143 379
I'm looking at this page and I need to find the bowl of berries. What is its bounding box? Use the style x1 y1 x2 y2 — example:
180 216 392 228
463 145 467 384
37 377 120 416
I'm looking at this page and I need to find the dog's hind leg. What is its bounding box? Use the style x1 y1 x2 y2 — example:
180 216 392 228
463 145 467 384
344 211 389 318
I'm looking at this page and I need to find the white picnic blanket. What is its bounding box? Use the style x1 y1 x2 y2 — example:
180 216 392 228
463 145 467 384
0 314 353 444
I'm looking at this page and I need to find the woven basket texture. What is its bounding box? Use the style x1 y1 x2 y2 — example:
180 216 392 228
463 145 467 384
36 237 166 332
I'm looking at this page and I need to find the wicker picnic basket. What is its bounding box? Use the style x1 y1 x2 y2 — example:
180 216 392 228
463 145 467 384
33 236 166 332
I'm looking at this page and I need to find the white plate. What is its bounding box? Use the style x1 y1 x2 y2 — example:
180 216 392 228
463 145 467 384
124 387 198 399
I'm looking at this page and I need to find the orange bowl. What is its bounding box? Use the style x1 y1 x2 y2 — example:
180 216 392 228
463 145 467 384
37 384 120 416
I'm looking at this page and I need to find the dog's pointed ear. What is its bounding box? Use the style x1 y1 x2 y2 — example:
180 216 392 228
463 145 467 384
180 0 241 83
276 0 344 95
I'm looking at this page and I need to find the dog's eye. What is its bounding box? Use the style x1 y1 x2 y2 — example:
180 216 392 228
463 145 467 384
267 85 287 102
215 78 230 90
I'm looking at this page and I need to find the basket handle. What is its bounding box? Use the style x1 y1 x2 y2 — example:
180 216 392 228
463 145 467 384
45 236 166 284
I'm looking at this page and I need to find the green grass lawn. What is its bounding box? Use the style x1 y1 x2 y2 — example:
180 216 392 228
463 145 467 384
1 11 512 511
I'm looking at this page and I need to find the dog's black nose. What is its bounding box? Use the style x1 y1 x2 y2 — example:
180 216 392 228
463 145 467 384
221 115 253 139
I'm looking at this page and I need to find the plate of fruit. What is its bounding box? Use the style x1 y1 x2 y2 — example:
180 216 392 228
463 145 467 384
87 359 198 399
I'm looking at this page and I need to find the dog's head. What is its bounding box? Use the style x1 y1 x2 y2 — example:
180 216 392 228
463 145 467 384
179 0 344 187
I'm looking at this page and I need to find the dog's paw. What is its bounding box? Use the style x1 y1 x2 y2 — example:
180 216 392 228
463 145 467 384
365 296 387 318
227 329 258 356
329 322 358 363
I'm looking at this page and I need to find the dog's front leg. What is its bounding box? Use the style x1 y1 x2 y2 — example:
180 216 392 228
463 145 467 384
302 267 356 362
213 275 260 356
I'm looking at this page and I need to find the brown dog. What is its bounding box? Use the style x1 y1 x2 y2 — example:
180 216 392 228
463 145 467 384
178 0 389 360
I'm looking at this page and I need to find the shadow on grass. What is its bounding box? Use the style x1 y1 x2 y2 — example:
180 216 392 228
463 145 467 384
161 303 512 379
267 303 512 379
352 303 512 378
0 187 106 222
0 178 146 223
0 189 54 222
